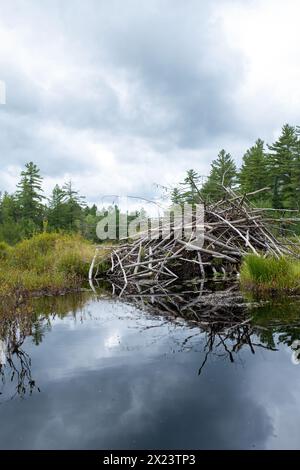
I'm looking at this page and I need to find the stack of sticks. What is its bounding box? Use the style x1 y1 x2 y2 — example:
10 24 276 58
90 186 300 285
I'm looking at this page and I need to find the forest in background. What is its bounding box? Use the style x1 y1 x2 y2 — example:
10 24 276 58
1 123 300 245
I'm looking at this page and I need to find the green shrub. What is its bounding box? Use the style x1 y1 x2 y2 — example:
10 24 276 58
10 233 61 270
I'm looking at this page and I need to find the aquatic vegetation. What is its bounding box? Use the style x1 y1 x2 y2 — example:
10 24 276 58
240 254 300 293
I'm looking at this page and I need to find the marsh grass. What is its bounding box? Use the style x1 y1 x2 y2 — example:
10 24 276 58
240 254 300 294
0 241 11 260
0 233 109 297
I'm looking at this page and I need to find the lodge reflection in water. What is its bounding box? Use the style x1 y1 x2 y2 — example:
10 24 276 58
1 284 300 402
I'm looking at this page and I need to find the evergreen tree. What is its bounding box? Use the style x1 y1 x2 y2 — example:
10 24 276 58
239 139 268 195
62 180 85 230
267 124 298 208
16 162 45 226
49 184 65 209
291 126 300 209
82 204 100 241
0 192 20 223
84 204 98 217
0 192 22 243
47 185 68 230
178 169 203 205
171 187 183 205
201 150 237 202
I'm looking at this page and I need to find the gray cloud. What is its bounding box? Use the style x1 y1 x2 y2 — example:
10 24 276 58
0 0 299 201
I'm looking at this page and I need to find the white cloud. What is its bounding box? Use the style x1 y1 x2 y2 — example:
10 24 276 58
217 0 300 136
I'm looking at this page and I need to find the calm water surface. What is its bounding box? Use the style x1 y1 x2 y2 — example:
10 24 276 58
1 287 300 449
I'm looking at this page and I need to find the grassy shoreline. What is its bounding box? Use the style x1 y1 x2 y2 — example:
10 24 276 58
240 254 300 295
2 233 300 301
0 233 110 299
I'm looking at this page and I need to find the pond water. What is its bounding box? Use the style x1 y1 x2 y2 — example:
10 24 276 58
1 285 300 450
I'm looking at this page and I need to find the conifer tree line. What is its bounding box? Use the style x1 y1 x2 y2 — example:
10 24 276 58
0 162 100 243
0 162 139 244
0 123 299 244
172 124 300 211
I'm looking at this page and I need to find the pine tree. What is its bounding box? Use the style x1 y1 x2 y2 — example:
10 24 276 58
201 150 237 202
239 139 268 196
291 126 300 209
47 185 68 230
16 162 45 226
171 187 183 205
62 180 85 230
84 204 98 217
82 204 99 241
0 192 22 243
267 124 298 208
49 184 65 209
178 169 203 205
0 192 20 223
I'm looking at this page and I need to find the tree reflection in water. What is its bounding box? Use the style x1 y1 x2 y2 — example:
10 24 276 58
1 282 300 400
0 292 91 402
99 279 300 374
0 297 38 401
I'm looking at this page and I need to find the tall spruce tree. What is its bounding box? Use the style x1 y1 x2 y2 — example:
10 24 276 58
47 184 68 230
239 139 268 195
267 124 298 208
178 169 203 204
171 187 183 205
16 162 45 227
291 126 300 208
201 149 237 202
62 180 85 230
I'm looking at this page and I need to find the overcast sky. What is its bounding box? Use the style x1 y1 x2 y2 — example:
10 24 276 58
0 0 300 205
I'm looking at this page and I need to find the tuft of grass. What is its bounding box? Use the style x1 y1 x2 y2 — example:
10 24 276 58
0 232 110 298
240 254 300 294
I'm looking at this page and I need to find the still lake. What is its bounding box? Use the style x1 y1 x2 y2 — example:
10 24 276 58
1 286 300 450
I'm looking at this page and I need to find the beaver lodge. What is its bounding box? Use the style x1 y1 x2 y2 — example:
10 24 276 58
89 186 300 289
